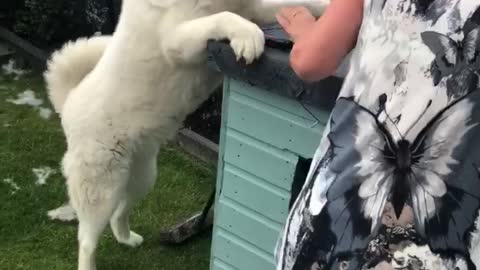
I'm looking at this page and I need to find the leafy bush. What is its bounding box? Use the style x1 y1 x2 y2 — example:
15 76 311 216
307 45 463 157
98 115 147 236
0 0 24 28
12 0 93 48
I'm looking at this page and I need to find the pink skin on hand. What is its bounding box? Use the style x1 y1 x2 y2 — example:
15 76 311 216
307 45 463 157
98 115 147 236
277 0 364 82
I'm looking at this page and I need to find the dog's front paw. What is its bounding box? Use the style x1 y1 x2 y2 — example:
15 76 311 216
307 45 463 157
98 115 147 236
230 30 265 64
220 12 265 64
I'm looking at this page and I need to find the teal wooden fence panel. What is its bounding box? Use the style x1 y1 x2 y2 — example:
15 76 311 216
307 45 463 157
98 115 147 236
210 79 331 270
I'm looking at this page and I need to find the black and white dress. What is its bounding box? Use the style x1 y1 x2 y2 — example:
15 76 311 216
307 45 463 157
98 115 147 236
276 0 480 269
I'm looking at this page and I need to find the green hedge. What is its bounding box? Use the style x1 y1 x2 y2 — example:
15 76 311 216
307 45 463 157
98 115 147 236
0 0 24 28
2 0 118 49
13 0 89 48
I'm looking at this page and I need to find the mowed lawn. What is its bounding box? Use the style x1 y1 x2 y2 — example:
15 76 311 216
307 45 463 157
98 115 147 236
0 66 215 270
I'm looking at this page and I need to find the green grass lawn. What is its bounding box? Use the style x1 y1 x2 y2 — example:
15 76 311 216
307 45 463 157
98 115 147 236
0 67 215 270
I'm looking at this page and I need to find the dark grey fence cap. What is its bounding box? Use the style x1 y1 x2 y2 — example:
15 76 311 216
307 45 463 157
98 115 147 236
207 40 345 111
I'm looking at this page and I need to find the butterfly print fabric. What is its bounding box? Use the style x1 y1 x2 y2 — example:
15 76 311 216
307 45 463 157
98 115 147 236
421 25 480 100
276 1 480 270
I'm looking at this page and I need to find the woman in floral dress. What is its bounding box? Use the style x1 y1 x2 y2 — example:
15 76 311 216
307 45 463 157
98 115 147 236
275 0 480 269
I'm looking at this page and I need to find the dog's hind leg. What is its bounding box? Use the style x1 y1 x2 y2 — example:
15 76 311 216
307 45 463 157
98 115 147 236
65 147 131 270
109 199 144 247
110 140 159 247
109 200 144 247
76 210 113 270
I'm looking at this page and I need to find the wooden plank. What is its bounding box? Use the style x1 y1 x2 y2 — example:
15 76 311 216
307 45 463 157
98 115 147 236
216 197 283 255
211 80 233 269
221 165 289 224
212 259 239 270
230 80 331 123
223 128 297 191
213 229 276 270
176 128 219 165
227 91 325 158
0 26 49 71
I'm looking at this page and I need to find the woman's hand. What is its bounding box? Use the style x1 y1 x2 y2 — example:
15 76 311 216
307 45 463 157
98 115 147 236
276 0 363 82
276 7 316 41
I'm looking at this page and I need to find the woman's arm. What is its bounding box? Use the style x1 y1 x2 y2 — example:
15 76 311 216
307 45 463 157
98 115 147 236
277 0 363 82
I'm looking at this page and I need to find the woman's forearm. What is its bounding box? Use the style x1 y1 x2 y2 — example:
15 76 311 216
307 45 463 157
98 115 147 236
289 0 363 82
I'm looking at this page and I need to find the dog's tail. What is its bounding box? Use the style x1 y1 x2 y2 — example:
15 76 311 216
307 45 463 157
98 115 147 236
44 35 111 114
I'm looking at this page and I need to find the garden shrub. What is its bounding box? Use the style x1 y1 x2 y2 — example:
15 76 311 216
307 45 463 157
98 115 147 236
13 0 91 48
11 0 117 49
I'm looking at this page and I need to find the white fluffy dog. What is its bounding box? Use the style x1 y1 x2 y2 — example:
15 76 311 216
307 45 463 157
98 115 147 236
44 0 328 269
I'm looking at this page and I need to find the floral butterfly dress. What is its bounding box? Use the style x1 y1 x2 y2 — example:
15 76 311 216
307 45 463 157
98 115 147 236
276 1 480 270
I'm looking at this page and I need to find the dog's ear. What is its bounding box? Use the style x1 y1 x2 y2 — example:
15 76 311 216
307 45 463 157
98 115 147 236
149 0 177 8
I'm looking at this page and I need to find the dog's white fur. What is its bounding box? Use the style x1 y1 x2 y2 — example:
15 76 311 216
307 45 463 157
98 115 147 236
44 0 328 269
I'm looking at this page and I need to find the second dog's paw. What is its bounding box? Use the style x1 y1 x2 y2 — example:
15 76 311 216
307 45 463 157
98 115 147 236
118 231 144 247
